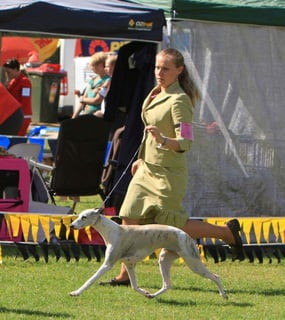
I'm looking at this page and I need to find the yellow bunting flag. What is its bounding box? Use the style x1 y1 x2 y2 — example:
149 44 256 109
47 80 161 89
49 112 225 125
50 216 63 239
20 215 31 242
178 257 184 264
73 229 79 243
143 255 150 262
39 216 51 242
263 220 273 243
198 244 206 263
85 227 92 241
154 248 162 258
4 215 12 238
61 216 73 240
279 220 285 243
271 219 280 242
253 220 263 244
9 215 21 238
240 219 252 244
29 215 39 242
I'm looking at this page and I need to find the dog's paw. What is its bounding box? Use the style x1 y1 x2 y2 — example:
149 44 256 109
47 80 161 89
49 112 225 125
142 290 156 299
222 292 229 300
145 293 155 299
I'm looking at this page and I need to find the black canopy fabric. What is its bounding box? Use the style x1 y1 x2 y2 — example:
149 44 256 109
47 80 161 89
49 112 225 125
0 0 166 42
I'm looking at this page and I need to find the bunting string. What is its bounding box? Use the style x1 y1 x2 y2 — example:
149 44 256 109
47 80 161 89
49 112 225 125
0 213 285 246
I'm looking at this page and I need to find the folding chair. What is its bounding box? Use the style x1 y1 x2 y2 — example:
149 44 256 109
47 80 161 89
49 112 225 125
51 115 111 205
8 143 41 162
50 115 111 260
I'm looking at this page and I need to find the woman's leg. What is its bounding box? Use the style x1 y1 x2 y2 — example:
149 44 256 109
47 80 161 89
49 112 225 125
182 218 243 260
182 219 235 244
100 217 139 285
116 217 140 281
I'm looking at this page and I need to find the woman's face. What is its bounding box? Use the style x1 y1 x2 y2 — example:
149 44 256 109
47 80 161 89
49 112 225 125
155 53 183 89
104 58 114 77
91 62 105 76
4 67 18 80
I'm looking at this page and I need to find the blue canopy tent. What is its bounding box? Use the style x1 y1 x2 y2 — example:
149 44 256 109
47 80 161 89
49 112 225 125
0 0 165 41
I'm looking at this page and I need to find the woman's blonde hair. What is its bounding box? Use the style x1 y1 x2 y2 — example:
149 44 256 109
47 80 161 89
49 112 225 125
90 51 107 66
157 48 201 105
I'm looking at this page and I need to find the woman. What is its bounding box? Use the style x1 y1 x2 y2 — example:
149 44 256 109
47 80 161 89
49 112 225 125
101 48 243 286
72 52 110 118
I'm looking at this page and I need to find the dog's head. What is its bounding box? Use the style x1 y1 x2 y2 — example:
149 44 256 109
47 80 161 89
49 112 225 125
70 208 103 229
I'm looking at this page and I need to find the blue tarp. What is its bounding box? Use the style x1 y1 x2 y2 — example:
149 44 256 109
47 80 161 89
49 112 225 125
0 0 166 42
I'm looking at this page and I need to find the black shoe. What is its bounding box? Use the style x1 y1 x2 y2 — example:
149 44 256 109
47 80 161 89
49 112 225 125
99 278 130 286
226 219 244 261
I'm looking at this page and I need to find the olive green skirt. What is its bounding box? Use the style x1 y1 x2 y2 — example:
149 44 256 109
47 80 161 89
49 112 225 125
119 161 189 228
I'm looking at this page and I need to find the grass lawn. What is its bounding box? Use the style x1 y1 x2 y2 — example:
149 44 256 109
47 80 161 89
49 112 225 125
0 251 284 320
0 196 284 319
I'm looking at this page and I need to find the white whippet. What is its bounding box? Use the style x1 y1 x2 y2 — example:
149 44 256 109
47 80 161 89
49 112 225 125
69 208 228 299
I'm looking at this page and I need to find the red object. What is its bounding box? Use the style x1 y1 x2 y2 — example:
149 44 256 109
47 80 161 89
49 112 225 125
26 63 61 73
0 157 30 213
104 207 116 216
1 37 37 64
6 72 32 136
60 71 68 95
39 63 60 73
0 83 22 125
77 227 105 245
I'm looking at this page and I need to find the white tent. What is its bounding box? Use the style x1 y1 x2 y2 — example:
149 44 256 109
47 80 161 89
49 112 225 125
136 0 285 217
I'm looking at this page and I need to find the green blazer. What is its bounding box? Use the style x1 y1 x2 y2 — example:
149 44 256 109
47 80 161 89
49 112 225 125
139 81 194 169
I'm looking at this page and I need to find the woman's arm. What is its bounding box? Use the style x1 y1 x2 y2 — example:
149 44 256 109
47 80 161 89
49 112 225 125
144 125 181 152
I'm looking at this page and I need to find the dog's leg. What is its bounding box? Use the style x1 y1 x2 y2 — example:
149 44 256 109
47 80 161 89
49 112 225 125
145 249 178 299
69 261 113 296
182 239 228 299
124 262 151 297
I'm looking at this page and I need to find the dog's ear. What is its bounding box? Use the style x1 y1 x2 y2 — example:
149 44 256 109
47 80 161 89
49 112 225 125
94 208 104 215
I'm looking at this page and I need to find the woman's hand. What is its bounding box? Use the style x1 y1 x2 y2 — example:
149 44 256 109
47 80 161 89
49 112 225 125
131 159 142 176
144 125 181 151
145 125 164 144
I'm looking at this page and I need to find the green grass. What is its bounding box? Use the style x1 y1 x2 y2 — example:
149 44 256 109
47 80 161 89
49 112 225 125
0 251 284 320
1 196 284 319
